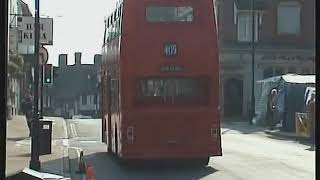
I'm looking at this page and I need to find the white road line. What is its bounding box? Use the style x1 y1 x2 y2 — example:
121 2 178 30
73 124 78 137
76 148 81 158
70 123 78 138
79 141 98 143
70 123 75 138
63 139 69 147
62 119 68 139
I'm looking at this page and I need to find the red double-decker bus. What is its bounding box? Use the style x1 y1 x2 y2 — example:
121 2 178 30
101 0 221 165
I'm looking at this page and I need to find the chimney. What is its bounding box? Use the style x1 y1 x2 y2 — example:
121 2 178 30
75 52 82 65
58 54 67 67
94 54 102 66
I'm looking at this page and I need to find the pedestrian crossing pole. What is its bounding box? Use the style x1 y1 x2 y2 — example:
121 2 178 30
250 0 256 125
30 0 41 171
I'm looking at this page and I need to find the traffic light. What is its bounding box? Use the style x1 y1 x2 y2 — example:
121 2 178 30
43 64 53 84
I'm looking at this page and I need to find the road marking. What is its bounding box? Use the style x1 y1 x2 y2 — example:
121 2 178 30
63 139 69 146
62 118 68 139
79 141 98 144
15 139 58 146
70 123 78 138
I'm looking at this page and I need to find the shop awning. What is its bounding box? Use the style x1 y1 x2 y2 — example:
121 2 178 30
256 74 315 84
282 74 315 84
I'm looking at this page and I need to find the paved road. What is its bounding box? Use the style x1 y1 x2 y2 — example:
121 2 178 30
6 116 69 177
65 119 315 180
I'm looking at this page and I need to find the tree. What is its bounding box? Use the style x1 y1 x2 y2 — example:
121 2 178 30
8 52 24 79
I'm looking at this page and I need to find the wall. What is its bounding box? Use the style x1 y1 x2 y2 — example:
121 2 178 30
218 0 315 119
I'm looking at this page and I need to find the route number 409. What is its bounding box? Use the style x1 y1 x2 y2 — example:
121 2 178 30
164 43 177 57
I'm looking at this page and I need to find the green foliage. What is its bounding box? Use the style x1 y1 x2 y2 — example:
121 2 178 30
8 53 24 79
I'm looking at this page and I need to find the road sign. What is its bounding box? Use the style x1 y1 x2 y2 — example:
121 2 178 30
17 16 53 45
39 47 48 65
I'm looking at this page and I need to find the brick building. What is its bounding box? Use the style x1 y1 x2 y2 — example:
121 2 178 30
214 0 315 119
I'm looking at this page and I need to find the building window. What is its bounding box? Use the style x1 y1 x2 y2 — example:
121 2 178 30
274 68 284 76
287 67 296 74
301 68 309 75
47 96 50 107
277 2 300 35
237 12 258 42
263 68 273 78
94 95 98 104
264 67 285 78
82 95 87 105
139 78 201 97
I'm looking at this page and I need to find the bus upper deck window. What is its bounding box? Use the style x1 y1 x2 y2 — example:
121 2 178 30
146 6 193 23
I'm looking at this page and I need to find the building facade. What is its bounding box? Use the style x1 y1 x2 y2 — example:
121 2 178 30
7 0 32 118
214 0 315 119
46 53 102 118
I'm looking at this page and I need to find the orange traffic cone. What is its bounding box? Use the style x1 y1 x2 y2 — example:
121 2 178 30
86 165 95 180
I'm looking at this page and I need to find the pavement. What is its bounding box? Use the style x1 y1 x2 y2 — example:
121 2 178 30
264 129 310 140
223 118 312 143
6 115 71 179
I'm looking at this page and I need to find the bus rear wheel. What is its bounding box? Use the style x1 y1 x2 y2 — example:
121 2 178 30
193 157 210 166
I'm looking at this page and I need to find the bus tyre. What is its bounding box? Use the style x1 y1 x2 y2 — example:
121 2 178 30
115 128 118 155
194 157 209 166
107 146 112 154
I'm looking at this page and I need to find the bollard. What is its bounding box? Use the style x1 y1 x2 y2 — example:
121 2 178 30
77 151 86 174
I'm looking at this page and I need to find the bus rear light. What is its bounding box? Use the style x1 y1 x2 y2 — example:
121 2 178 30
211 128 218 140
127 127 134 143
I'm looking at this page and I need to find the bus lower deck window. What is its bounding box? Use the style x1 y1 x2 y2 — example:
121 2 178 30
139 78 201 97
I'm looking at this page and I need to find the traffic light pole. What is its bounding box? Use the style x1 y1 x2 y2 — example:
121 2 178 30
250 0 256 125
40 64 43 119
30 0 41 171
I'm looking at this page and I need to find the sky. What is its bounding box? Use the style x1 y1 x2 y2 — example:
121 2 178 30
23 0 117 65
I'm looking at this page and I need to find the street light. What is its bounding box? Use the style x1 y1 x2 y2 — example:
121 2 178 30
29 0 41 170
250 0 256 125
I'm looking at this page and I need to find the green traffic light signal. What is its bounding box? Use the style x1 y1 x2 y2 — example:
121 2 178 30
43 64 53 84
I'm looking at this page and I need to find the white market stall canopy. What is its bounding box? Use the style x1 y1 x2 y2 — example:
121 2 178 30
281 74 315 84
257 74 315 84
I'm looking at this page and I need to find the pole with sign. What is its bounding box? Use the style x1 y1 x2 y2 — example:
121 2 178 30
39 46 48 118
250 0 256 125
30 0 41 171
17 16 53 46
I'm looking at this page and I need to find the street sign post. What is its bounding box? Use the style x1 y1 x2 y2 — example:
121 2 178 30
39 46 48 65
30 0 41 171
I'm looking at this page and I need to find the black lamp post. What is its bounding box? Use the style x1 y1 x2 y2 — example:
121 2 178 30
30 0 41 170
250 0 256 125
